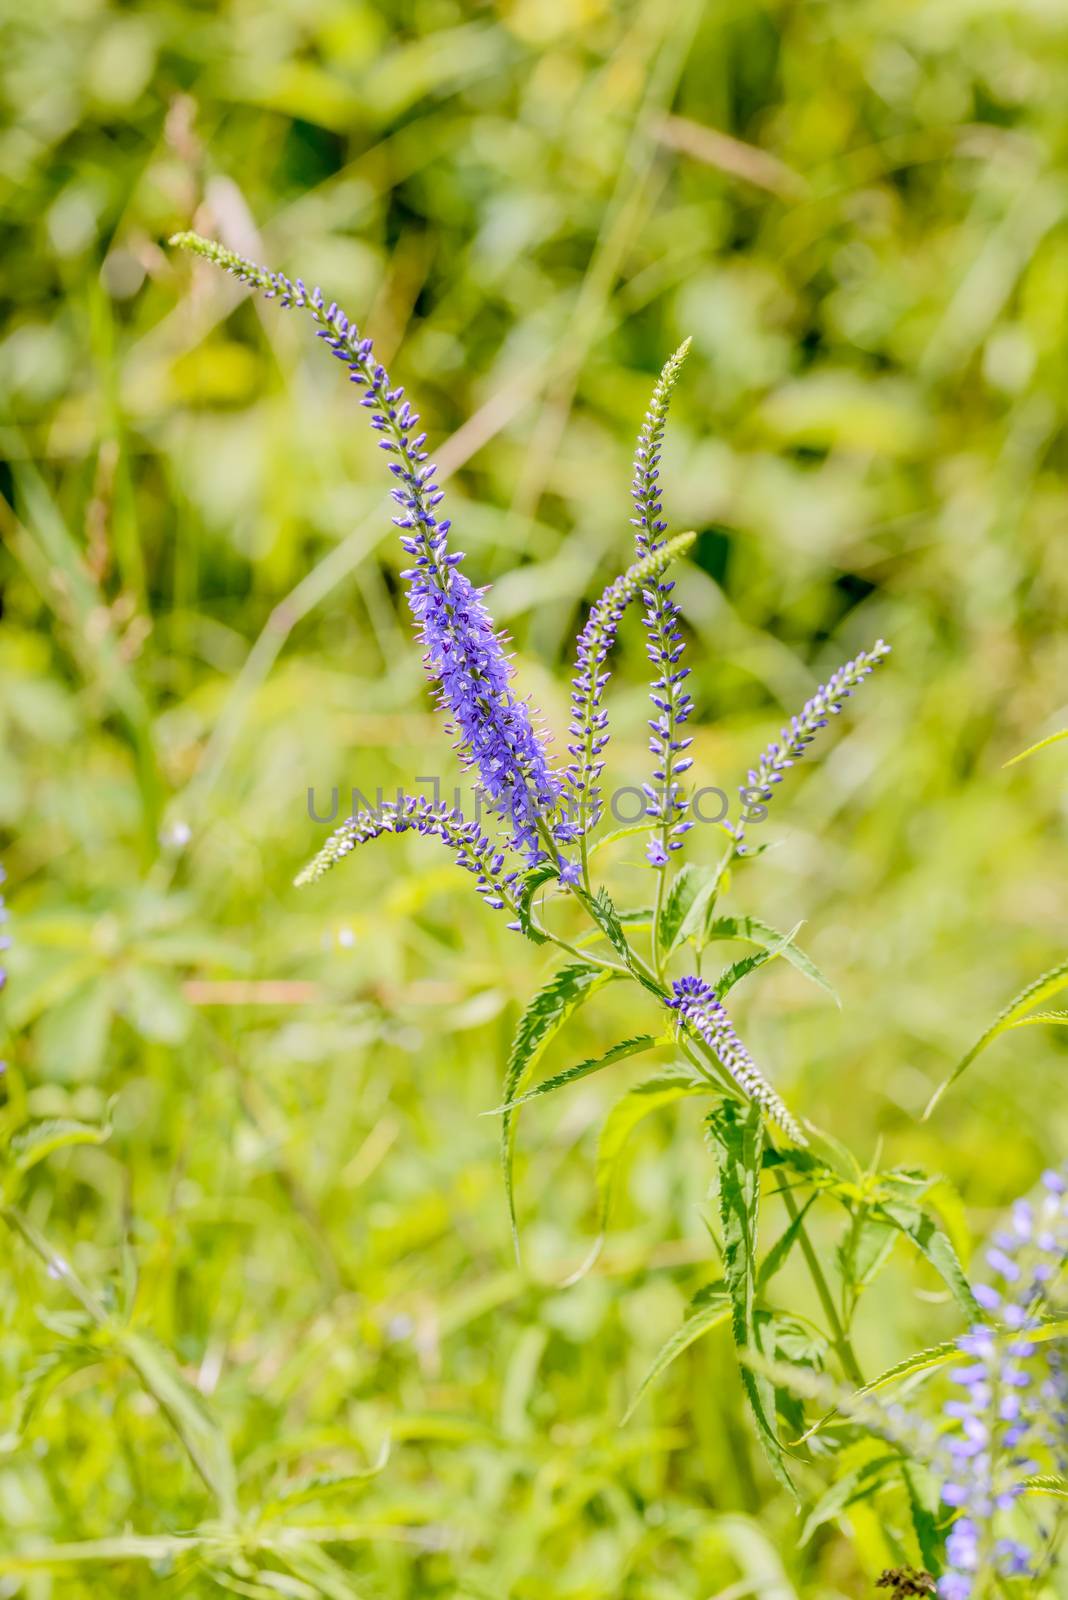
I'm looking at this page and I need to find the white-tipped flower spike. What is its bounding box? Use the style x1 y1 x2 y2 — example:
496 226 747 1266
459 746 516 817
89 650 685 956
668 975 807 1145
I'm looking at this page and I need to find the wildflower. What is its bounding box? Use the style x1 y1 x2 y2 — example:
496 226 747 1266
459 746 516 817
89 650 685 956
936 1164 1067 1598
295 793 520 913
730 641 891 851
668 974 806 1145
564 531 695 839
171 233 558 860
631 342 694 868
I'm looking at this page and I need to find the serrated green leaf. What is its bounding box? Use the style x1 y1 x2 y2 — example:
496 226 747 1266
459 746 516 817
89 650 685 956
757 1193 816 1292
587 887 631 963
1005 1008 1068 1029
594 1069 709 1240
926 957 1068 1116
1022 1473 1068 1499
705 916 838 1004
487 1034 659 1114
621 1287 730 1424
514 863 557 944
901 1458 945 1572
707 1101 796 1498
501 962 613 1249
874 1202 980 1319
799 1451 901 1545
837 1210 899 1298
676 848 733 950
657 863 703 953
714 923 802 1000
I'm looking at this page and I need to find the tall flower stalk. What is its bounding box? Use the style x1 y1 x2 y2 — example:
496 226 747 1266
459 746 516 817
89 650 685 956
565 532 695 888
171 234 558 861
171 239 922 1494
631 343 695 891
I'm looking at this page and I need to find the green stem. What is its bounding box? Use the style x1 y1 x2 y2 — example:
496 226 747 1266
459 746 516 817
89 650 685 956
778 1186 864 1387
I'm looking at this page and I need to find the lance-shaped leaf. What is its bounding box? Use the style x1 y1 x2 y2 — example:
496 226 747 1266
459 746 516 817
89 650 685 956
501 962 614 1250
925 956 1068 1117
872 1202 980 1320
622 1282 730 1423
705 915 838 1004
487 1034 659 1115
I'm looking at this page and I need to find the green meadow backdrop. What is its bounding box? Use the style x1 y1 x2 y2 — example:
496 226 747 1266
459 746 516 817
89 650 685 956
1 0 1067 1593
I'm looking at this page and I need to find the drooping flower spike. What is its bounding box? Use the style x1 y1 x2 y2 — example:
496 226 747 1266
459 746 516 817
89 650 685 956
171 233 559 862
295 794 520 913
565 531 695 840
668 975 807 1145
730 640 891 852
631 342 695 869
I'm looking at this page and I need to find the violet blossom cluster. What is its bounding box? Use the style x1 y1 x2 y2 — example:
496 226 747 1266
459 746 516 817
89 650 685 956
936 1166 1067 1599
171 234 558 862
668 974 806 1145
729 641 891 852
631 341 695 869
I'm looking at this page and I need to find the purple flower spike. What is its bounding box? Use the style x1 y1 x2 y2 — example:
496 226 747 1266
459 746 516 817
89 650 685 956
296 794 520 916
564 532 695 842
631 342 695 869
936 1162 1067 1598
172 233 558 861
730 641 891 852
667 975 806 1145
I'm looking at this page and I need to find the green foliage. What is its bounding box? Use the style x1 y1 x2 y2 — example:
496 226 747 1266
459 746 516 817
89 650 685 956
2 0 1067 1592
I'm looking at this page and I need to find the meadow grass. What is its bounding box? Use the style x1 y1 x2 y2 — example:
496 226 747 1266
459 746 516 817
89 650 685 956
1 1 1067 1594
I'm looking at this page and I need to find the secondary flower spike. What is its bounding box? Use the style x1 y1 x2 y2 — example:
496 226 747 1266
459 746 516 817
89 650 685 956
171 232 559 861
631 342 694 869
295 794 520 913
731 640 891 851
668 975 807 1145
565 532 696 839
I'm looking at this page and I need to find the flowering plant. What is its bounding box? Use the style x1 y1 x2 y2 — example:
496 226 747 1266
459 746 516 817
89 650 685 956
157 234 1068 1593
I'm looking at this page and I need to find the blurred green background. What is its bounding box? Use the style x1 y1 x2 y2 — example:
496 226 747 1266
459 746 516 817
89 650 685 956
2 0 1067 1594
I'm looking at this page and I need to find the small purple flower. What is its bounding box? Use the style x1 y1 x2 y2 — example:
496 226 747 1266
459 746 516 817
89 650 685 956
667 975 806 1145
557 859 582 889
